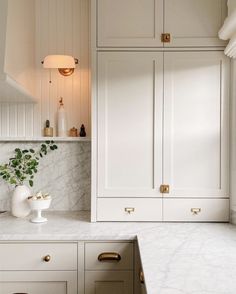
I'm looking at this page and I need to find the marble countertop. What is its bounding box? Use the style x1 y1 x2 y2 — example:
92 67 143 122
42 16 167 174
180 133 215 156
1 211 236 294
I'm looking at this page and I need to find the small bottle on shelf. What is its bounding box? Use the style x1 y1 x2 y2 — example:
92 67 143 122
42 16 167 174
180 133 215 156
57 97 67 137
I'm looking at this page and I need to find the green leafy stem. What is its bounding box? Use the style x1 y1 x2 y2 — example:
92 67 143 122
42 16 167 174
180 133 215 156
0 141 58 187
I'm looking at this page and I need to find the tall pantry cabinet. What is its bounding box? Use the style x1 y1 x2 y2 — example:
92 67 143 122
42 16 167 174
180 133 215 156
91 0 230 222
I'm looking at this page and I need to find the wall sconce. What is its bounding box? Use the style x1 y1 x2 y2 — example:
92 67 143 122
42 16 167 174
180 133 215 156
42 55 78 77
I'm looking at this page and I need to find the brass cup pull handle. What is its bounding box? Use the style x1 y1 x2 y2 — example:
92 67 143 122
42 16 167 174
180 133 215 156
191 208 201 215
43 254 51 262
139 269 145 284
98 252 121 262
124 207 135 214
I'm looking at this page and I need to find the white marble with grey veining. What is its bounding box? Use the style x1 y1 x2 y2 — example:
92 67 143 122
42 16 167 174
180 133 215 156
0 142 91 211
0 211 236 294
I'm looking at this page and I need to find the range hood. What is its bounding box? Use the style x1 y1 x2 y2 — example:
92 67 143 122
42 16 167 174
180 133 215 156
0 0 37 102
219 0 236 58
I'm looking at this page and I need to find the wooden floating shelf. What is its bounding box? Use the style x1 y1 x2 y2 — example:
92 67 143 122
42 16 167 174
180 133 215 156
0 137 91 142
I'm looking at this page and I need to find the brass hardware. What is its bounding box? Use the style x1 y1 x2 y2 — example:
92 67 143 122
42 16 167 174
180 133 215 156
98 252 121 262
160 185 170 194
139 268 145 284
43 255 51 262
124 207 135 214
191 208 201 215
161 33 171 43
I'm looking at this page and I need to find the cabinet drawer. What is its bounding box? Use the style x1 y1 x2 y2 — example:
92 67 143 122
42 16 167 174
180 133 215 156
0 243 77 270
85 242 133 270
163 199 229 222
0 271 77 294
97 198 162 221
85 271 133 294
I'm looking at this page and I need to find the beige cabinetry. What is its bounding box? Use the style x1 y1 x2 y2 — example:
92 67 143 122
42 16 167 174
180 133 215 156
92 0 230 222
96 0 227 47
85 242 134 294
0 242 77 294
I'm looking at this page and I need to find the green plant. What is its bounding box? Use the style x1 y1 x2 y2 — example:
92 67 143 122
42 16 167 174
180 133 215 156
0 141 58 187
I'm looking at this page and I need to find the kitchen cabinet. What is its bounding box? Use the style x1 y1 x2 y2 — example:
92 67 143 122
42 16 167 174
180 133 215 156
163 51 229 199
0 271 77 294
0 242 77 294
93 50 229 222
84 242 134 294
95 0 227 48
85 271 133 294
91 0 230 222
97 52 163 199
164 0 227 47
97 0 163 47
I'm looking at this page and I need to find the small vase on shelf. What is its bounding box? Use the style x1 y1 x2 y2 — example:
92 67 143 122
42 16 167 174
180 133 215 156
11 185 31 218
57 97 67 137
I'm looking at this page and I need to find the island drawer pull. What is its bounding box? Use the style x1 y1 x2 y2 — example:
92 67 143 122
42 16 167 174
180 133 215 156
43 254 51 262
98 252 121 262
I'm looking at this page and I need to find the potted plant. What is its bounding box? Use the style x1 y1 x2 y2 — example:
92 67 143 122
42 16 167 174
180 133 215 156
0 141 58 218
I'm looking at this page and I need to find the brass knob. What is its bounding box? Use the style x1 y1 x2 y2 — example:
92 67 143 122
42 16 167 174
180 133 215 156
43 254 51 262
98 252 121 262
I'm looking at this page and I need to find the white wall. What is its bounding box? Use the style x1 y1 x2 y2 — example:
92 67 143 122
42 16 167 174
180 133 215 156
0 0 90 137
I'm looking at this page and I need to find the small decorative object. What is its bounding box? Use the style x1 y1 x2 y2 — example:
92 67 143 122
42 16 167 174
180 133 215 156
69 127 78 137
79 124 86 137
0 141 58 218
44 119 53 137
28 192 52 223
57 97 67 137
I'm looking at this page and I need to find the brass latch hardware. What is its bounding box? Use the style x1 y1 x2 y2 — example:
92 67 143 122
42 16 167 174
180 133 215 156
139 268 145 284
161 33 171 43
124 207 135 214
160 185 170 194
191 208 201 215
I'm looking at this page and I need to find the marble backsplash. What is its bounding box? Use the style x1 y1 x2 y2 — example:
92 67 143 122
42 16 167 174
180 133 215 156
0 141 91 211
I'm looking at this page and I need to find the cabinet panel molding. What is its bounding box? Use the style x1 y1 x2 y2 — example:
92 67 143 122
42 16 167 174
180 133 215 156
97 0 163 47
163 51 229 198
164 0 227 47
97 51 163 198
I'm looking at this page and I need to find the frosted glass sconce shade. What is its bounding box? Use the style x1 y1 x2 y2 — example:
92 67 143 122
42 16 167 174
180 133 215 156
42 55 78 76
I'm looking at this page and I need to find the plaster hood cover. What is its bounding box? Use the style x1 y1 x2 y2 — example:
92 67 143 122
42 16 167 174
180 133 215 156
0 0 37 103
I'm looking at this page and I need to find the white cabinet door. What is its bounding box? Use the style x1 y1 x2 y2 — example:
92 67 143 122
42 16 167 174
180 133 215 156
0 271 77 294
97 52 163 198
85 271 133 294
164 0 227 47
97 0 163 47
163 51 229 198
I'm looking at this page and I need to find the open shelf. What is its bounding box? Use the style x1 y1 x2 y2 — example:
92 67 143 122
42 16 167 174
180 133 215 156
0 137 91 142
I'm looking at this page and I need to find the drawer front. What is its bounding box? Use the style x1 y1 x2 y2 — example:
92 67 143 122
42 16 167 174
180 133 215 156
97 198 162 221
0 243 77 271
163 199 229 222
85 271 133 294
85 242 133 270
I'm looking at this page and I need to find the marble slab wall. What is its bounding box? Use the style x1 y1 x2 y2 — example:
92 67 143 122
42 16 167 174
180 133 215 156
0 141 91 211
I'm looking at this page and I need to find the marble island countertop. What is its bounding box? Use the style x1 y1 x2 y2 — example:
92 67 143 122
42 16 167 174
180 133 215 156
1 211 236 294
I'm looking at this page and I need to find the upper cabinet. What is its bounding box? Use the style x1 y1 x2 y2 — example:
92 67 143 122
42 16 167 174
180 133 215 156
96 0 227 48
164 0 227 47
97 0 163 47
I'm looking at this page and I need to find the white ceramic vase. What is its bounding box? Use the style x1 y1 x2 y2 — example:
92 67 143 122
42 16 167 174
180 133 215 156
12 185 31 218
